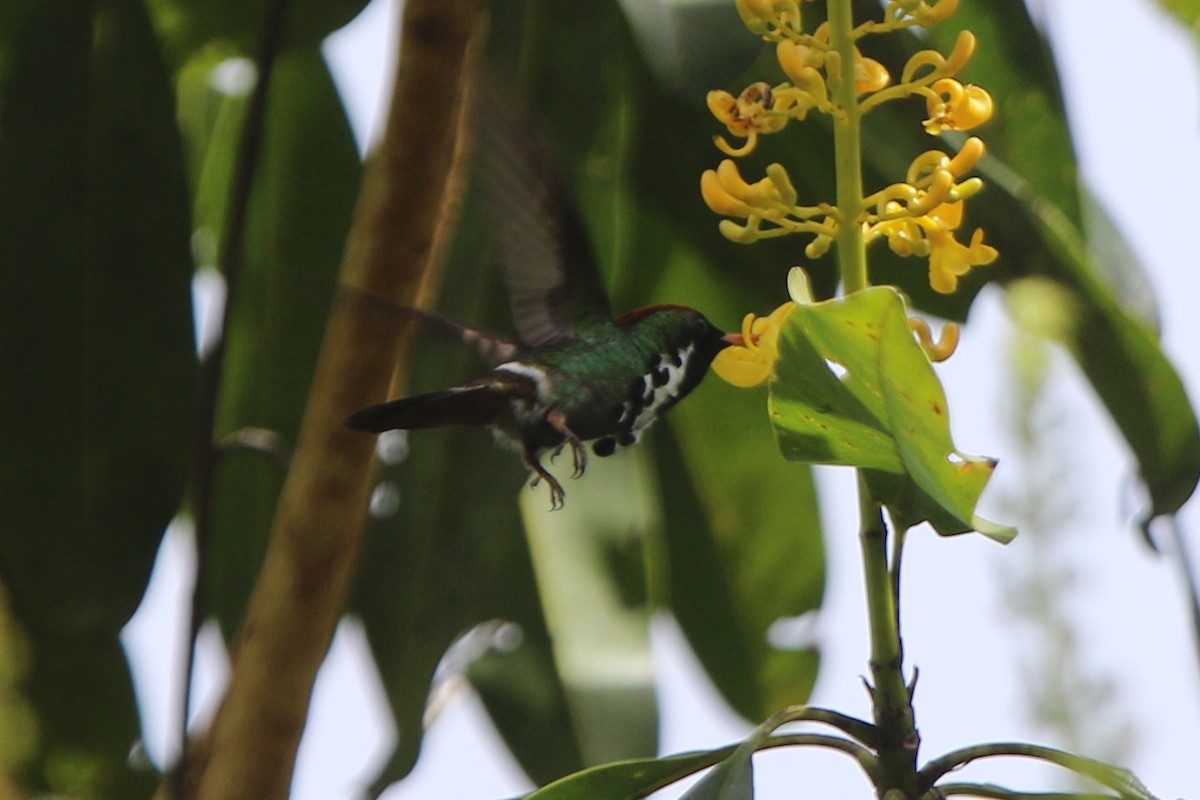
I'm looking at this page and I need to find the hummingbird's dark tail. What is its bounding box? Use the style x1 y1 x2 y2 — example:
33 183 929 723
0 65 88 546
345 374 530 433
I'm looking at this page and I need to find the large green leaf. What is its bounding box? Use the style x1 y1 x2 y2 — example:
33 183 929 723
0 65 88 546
349 186 586 791
769 287 1014 542
517 452 661 767
0 0 195 794
617 0 830 721
352 419 560 794
654 393 825 719
980 156 1200 526
198 48 360 636
947 0 1198 521
852 0 1200 524
510 0 827 722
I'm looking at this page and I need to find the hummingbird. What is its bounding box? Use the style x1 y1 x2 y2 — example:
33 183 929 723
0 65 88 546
345 88 739 509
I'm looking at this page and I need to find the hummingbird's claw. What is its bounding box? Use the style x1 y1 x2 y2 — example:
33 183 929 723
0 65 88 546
524 442 567 510
547 408 587 479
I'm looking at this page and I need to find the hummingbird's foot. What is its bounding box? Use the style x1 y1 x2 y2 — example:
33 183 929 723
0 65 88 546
524 443 566 510
547 408 588 479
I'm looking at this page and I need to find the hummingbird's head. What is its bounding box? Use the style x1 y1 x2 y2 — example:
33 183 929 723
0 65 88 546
616 304 735 369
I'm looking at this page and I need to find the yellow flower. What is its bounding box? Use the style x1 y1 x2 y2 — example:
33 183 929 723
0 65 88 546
736 0 802 37
700 159 795 220
875 201 997 294
927 225 997 293
908 317 960 362
707 82 790 155
911 0 960 25
855 53 890 95
923 78 994 134
776 39 823 79
775 41 831 110
712 302 797 388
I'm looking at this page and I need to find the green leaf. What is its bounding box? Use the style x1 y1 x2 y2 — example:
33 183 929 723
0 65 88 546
928 0 1200 522
351 421 549 793
517 452 660 766
351 192 585 792
678 741 754 800
521 723 802 800
354 424 585 795
628 238 823 719
0 0 195 793
982 159 1200 526
769 288 1014 542
200 48 360 636
621 0 764 101
547 2 828 721
1154 0 1200 34
653 401 824 719
677 708 802 800
523 748 734 800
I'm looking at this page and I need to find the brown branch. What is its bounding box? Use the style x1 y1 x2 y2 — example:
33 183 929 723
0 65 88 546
184 2 481 798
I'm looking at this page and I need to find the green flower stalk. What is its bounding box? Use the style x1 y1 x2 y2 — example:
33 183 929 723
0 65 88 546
702 5 1013 796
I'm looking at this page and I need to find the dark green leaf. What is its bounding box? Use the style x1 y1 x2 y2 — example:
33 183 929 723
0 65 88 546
644 256 824 718
622 0 764 101
981 157 1200 525
351 420 542 792
202 48 360 635
0 0 195 793
947 0 1198 518
516 453 661 766
350 192 584 791
858 0 1200 523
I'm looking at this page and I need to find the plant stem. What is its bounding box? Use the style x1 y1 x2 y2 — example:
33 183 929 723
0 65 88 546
858 473 919 798
828 0 914 791
827 0 868 294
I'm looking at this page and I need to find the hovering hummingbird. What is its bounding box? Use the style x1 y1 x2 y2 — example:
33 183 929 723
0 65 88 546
345 90 739 509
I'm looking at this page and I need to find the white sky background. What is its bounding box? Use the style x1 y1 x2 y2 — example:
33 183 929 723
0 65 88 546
122 0 1200 798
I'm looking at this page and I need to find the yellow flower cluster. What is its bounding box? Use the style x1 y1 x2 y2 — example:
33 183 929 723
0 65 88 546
866 137 997 293
702 0 996 295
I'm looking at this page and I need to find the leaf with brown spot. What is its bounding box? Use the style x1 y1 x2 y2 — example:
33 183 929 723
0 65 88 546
769 288 1015 542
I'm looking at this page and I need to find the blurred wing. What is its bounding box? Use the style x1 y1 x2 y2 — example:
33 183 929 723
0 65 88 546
475 85 612 347
340 289 518 367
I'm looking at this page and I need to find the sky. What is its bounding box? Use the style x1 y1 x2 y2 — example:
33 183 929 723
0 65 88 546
122 1 1200 798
